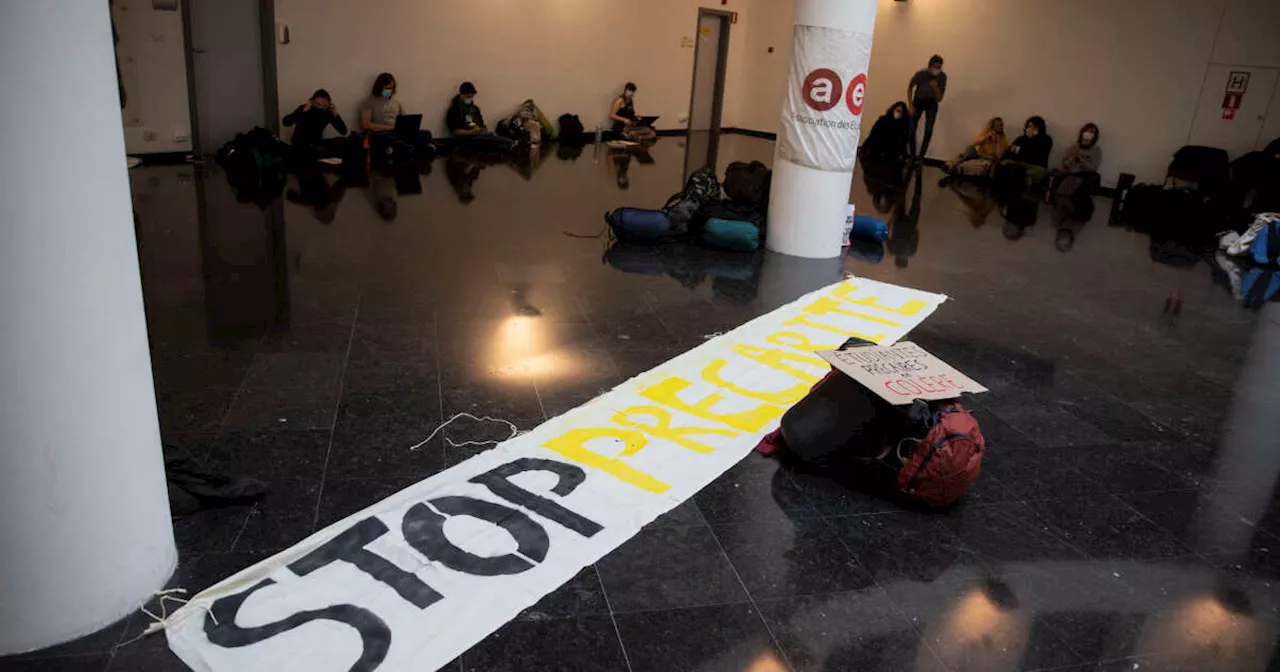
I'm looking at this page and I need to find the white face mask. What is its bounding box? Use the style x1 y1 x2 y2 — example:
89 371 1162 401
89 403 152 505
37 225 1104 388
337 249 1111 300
893 112 903 120
1081 131 1096 143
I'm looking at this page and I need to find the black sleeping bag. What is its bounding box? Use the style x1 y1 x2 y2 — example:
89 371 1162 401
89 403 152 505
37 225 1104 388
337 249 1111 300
779 371 910 469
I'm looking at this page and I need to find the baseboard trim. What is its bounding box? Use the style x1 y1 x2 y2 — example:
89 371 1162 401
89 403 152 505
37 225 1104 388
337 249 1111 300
722 127 778 140
131 151 192 166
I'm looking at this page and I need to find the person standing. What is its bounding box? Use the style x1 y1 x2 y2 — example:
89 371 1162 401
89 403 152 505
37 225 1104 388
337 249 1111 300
906 55 947 160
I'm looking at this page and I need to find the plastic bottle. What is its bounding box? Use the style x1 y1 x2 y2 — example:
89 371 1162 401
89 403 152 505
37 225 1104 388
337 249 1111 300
595 123 603 145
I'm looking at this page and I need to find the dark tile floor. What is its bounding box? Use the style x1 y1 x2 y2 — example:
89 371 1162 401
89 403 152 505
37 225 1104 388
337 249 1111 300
5 133 1280 672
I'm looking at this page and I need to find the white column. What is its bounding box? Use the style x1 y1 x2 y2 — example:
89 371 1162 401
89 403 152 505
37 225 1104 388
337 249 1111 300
767 0 879 259
0 1 176 654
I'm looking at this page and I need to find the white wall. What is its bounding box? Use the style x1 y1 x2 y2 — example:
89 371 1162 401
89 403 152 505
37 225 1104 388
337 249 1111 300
113 0 191 154
273 0 757 139
737 0 1280 185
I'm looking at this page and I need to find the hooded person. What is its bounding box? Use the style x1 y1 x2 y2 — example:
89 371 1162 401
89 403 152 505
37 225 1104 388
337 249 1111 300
860 101 911 163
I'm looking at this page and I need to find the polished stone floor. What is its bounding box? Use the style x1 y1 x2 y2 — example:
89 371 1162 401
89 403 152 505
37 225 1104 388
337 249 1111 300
4 133 1279 671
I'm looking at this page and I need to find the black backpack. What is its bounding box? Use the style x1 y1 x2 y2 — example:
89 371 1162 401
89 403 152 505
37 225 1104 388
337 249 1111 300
723 161 772 210
558 114 585 138
663 167 721 233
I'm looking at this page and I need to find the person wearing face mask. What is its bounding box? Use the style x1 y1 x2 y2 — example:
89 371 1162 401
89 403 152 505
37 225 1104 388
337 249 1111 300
1047 123 1102 204
906 55 947 160
446 82 516 152
361 72 401 132
859 101 911 163
1000 116 1053 181
610 83 656 142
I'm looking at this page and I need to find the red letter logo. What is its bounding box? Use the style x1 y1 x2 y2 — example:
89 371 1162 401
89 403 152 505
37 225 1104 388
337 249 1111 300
802 69 843 112
846 73 867 116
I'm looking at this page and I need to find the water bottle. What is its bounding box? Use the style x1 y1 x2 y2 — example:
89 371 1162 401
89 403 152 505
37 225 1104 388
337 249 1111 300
594 123 603 145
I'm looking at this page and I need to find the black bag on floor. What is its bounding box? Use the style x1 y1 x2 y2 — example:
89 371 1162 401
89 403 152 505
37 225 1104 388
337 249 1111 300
559 114 585 138
663 166 721 233
780 370 911 470
723 160 772 210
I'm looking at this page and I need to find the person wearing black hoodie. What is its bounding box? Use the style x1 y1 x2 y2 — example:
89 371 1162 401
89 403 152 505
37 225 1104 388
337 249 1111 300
860 102 911 164
445 81 515 153
1000 116 1053 182
282 89 348 157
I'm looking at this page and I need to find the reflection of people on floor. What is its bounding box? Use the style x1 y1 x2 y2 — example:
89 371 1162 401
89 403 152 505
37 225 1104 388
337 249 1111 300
282 89 348 158
610 150 633 189
446 81 516 152
286 168 349 224
368 172 398 222
859 101 910 164
445 153 484 204
610 82 657 143
948 178 999 228
887 166 924 267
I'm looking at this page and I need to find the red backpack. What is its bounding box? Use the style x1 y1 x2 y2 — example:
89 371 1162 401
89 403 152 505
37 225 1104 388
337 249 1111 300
894 404 985 507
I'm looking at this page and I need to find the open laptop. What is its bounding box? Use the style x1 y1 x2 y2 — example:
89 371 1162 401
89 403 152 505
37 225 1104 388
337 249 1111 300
393 114 423 140
634 116 659 128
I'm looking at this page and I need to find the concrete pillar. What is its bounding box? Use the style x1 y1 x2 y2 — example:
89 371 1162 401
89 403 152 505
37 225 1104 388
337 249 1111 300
0 1 176 654
767 0 878 259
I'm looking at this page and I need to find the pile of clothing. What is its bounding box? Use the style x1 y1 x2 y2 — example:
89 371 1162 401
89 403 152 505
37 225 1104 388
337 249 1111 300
1214 212 1280 307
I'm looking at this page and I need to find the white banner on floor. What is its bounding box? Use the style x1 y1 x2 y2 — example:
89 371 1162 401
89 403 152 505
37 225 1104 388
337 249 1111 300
778 24 874 172
166 278 948 672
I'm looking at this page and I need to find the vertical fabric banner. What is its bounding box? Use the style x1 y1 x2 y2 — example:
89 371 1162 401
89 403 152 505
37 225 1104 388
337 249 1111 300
778 25 873 172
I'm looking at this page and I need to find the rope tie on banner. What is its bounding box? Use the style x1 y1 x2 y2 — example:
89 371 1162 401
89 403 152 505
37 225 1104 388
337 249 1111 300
113 588 217 650
408 412 526 451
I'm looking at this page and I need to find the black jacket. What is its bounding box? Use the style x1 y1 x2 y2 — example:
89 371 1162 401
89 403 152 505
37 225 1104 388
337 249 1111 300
1005 133 1053 167
861 106 910 161
282 105 346 146
446 95 486 134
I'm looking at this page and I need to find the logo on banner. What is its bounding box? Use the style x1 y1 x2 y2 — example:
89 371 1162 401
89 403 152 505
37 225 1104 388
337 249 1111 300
801 69 867 115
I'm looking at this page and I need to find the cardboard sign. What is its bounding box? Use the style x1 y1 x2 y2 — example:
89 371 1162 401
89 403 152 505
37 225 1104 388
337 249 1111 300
818 342 986 405
165 278 948 672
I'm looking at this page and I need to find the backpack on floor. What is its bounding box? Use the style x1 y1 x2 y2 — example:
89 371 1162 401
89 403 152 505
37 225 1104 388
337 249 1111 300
723 160 773 210
894 403 985 508
664 166 721 233
559 114 585 138
1250 217 1280 265
605 207 673 243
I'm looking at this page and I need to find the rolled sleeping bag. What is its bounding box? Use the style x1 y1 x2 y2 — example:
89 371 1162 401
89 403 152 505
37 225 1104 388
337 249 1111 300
780 372 891 468
605 208 673 243
850 215 889 242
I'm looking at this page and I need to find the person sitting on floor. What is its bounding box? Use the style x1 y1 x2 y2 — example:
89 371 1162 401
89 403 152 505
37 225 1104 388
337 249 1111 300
282 89 348 157
609 82 656 142
359 72 433 160
446 81 515 152
944 117 1008 177
859 101 910 163
1000 116 1053 181
1047 122 1102 205
360 72 401 133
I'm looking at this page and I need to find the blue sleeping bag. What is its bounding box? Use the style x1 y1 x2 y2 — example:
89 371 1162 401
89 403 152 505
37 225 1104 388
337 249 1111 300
1251 218 1280 265
850 215 889 242
605 208 673 244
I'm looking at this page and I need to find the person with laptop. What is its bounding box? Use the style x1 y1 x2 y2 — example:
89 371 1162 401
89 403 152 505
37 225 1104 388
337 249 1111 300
282 89 348 158
610 82 656 142
446 82 515 152
359 72 433 160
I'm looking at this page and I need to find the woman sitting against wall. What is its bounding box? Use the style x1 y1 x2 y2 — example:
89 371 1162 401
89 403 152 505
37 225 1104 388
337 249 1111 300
1047 123 1102 202
994 116 1053 195
609 82 656 142
859 101 911 164
943 117 1008 179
